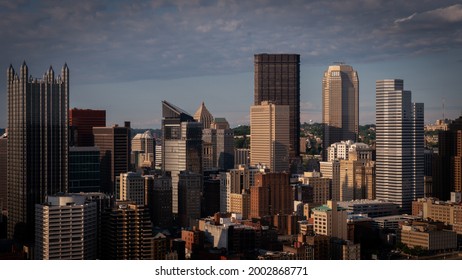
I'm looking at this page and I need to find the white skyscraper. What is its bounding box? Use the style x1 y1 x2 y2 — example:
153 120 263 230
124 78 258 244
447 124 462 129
376 79 424 213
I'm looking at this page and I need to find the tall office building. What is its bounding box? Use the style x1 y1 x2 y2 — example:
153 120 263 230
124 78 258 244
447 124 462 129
69 108 106 147
0 133 6 211
250 101 290 172
162 101 202 214
7 62 69 241
202 117 234 171
132 130 155 169
35 194 97 260
193 102 213 129
116 172 145 205
101 201 153 260
433 116 462 199
322 64 359 160
254 53 300 159
69 146 100 193
178 171 202 228
93 122 131 194
376 79 424 213
144 175 172 228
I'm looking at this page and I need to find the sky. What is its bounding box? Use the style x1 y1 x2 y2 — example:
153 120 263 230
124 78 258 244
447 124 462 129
0 0 461 128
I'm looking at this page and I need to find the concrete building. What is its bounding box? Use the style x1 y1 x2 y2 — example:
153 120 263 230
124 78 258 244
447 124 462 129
234 148 250 167
320 160 340 201
202 116 234 171
398 221 457 251
162 101 202 214
7 63 69 242
93 122 131 194
312 201 348 240
230 190 251 219
254 53 300 159
35 195 97 260
322 64 359 161
250 101 290 172
412 196 462 234
250 172 292 219
101 201 153 259
337 200 399 218
144 175 172 228
131 130 155 170
178 171 202 228
193 101 213 129
116 172 145 205
69 146 100 193
376 79 424 213
69 108 106 147
299 172 330 205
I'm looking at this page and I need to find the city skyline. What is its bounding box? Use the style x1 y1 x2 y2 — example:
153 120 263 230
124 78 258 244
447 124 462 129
0 1 462 128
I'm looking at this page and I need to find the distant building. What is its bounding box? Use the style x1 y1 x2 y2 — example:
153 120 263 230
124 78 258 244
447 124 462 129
398 221 457 251
162 101 202 214
93 122 131 194
234 148 250 167
322 64 359 161
193 101 214 129
337 200 399 218
131 130 155 170
320 160 340 201
412 196 462 234
299 172 330 205
35 195 97 260
312 201 348 240
0 133 6 210
69 108 106 147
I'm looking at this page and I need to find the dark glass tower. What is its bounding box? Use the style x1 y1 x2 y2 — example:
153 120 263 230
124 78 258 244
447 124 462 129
254 54 300 159
7 62 69 242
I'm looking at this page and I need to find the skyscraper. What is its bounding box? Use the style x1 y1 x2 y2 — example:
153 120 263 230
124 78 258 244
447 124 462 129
376 79 424 213
69 146 101 193
250 101 290 172
322 64 359 160
162 101 202 214
0 133 6 211
254 53 300 159
93 122 131 194
7 62 69 242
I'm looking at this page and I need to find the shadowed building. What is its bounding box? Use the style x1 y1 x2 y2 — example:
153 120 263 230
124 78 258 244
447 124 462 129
162 101 202 214
7 62 69 243
254 54 300 159
93 122 131 194
69 108 106 147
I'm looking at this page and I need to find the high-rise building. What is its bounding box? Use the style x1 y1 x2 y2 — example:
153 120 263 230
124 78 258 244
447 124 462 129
250 172 292 219
193 102 213 129
101 201 153 260
322 64 359 161
69 146 100 193
131 130 155 170
7 62 69 242
320 160 340 201
178 171 202 228
254 53 300 159
69 108 106 147
35 194 97 260
212 118 234 171
145 175 172 228
433 116 462 200
162 101 202 214
116 172 145 205
376 79 424 213
0 133 6 211
93 122 131 194
312 200 348 239
234 148 250 167
250 101 290 172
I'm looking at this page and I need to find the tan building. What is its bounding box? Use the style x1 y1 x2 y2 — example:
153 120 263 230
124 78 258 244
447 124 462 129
193 101 214 129
300 172 330 205
312 201 348 240
250 101 290 172
339 159 376 201
230 191 250 219
412 197 462 234
116 172 145 205
322 64 359 161
398 221 457 251
320 160 340 201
